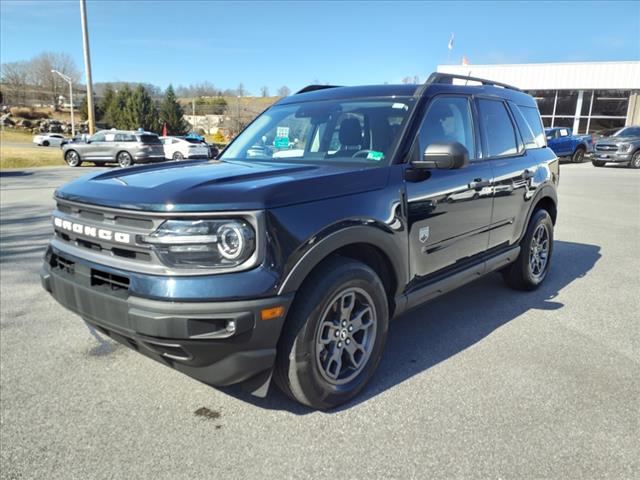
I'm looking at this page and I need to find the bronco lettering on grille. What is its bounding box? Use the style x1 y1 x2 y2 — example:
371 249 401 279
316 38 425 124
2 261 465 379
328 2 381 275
53 217 131 244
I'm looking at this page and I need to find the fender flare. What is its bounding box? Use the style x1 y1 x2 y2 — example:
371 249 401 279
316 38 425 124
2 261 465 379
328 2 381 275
518 184 558 243
277 224 407 297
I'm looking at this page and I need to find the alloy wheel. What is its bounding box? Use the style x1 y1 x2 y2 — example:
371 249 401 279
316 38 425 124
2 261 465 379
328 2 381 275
314 287 377 385
529 224 550 279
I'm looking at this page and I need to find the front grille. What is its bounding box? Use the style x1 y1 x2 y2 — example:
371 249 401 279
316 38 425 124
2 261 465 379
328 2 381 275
50 253 75 275
53 199 162 266
596 144 618 152
90 269 130 292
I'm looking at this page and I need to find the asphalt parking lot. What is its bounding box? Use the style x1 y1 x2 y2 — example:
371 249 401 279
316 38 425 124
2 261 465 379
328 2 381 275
0 163 638 479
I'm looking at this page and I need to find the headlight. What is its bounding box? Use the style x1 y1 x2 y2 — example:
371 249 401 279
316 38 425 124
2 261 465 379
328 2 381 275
618 143 630 152
141 219 256 269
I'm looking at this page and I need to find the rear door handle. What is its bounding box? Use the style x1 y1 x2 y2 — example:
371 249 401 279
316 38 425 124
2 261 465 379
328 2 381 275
469 178 491 190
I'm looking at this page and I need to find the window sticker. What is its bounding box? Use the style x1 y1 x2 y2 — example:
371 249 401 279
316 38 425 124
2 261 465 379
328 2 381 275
366 151 385 161
274 136 290 149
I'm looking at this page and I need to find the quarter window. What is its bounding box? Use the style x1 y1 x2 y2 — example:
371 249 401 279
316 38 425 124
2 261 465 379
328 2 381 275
477 99 518 157
416 96 475 160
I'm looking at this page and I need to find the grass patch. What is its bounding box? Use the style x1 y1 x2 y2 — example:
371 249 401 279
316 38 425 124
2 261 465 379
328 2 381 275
0 128 33 144
0 146 66 169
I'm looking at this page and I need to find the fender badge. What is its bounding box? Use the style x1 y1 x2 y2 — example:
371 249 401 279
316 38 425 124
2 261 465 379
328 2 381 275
419 226 430 243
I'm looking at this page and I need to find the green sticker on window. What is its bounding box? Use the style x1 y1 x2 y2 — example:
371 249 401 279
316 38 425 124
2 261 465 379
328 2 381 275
274 136 289 149
366 151 384 161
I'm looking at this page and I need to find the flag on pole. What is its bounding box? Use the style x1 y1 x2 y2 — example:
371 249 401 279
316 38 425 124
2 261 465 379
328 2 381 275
448 33 455 51
462 56 469 66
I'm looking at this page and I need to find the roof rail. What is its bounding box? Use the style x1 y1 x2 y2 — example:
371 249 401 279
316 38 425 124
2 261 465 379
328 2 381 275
425 72 521 92
295 84 341 95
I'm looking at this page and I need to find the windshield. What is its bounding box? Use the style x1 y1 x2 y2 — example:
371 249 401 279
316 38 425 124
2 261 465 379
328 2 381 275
613 127 640 137
221 97 416 166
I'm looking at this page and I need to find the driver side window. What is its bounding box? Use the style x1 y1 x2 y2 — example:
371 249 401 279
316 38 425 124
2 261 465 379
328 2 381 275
414 96 475 161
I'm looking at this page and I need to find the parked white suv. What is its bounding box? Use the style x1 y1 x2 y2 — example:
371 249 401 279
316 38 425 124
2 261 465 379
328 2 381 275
161 136 210 160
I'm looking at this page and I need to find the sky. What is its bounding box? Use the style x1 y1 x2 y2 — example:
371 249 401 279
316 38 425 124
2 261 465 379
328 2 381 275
1 0 639 94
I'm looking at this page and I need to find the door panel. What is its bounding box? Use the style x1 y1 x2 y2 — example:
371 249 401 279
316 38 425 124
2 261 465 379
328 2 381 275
406 162 493 281
404 94 493 283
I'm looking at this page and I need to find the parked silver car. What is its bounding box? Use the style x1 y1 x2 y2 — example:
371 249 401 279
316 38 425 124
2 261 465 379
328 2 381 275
62 130 166 168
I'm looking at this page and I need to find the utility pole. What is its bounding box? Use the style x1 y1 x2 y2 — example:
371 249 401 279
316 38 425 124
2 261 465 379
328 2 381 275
51 70 75 137
80 0 96 134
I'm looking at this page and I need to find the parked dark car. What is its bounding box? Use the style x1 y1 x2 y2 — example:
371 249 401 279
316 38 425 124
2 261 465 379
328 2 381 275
592 126 640 168
41 73 559 409
544 127 593 163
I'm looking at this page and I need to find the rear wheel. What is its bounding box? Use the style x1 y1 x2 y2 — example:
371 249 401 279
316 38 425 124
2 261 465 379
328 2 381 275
629 151 640 169
274 257 389 410
592 161 605 167
172 151 184 160
571 147 585 163
42 140 50 147
117 151 133 168
65 150 82 167
502 209 553 291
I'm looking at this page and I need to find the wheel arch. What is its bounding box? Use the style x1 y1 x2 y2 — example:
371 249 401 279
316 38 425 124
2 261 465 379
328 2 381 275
519 186 558 244
65 148 81 160
277 226 407 318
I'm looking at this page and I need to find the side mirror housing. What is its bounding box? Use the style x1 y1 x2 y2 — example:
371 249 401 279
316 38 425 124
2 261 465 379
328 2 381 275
412 142 469 170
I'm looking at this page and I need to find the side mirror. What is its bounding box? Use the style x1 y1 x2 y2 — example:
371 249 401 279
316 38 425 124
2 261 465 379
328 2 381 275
412 142 469 170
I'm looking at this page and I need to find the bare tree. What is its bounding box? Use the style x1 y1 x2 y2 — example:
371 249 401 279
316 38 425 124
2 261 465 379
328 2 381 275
260 86 269 97
277 85 291 97
28 52 80 108
1 61 31 105
237 83 246 97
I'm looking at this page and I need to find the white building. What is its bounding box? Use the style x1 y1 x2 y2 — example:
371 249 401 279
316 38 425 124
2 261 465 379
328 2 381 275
437 61 640 134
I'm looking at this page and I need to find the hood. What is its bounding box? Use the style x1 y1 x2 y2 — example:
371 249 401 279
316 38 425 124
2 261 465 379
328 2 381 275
598 135 640 144
55 160 389 212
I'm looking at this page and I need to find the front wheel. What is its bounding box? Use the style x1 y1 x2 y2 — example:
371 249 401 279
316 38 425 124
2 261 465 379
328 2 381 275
571 147 585 163
117 151 133 168
65 150 82 167
42 140 50 147
274 257 389 410
502 209 554 291
172 151 184 160
629 151 640 169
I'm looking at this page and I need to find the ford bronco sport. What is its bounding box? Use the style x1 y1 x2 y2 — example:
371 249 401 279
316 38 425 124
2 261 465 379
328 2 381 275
41 73 559 410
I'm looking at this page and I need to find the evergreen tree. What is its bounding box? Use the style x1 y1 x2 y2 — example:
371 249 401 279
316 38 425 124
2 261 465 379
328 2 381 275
124 85 157 132
159 85 189 135
80 95 89 121
106 86 132 129
99 85 116 127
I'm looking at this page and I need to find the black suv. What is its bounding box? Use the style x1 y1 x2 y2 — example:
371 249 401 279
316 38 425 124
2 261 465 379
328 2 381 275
41 73 559 409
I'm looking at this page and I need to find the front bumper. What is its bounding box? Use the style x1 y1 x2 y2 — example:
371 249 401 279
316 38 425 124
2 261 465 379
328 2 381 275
592 152 631 163
41 248 293 391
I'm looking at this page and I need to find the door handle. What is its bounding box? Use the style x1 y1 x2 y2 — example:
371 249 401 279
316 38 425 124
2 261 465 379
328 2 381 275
523 169 535 180
469 178 491 190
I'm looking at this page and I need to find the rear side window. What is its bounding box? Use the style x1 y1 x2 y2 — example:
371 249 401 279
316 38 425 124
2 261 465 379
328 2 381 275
477 99 518 157
509 102 537 149
138 134 161 145
519 106 546 148
116 133 136 142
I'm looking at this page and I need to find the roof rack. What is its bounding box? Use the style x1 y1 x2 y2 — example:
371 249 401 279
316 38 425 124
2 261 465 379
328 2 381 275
425 72 521 92
295 84 341 95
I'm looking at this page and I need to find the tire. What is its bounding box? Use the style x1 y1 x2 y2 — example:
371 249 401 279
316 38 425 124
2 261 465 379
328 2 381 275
117 151 133 168
274 256 389 410
42 140 50 147
571 147 586 163
502 209 554 291
629 151 640 169
65 150 82 167
172 151 184 160
592 161 605 167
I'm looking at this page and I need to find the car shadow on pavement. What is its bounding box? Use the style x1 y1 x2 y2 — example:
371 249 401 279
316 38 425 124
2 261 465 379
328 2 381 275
218 240 601 414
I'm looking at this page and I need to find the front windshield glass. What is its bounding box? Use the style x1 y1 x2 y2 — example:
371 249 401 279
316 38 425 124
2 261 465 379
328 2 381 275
221 97 416 166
